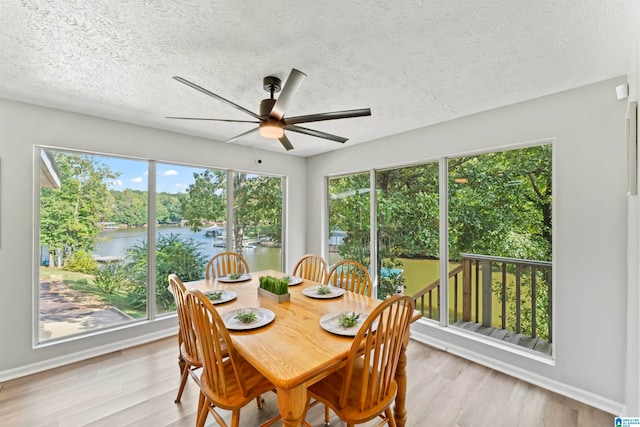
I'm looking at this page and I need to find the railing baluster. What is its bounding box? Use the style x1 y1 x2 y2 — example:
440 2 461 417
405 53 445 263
547 267 552 343
481 260 492 327
462 258 472 321
501 263 507 330
454 276 459 323
475 261 479 323
515 263 521 334
531 266 537 338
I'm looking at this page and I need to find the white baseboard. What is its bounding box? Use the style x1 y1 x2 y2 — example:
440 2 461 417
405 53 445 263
0 327 178 383
410 330 625 416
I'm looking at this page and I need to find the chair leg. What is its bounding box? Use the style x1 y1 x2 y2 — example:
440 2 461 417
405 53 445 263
230 409 241 427
196 397 209 427
385 407 397 427
174 364 190 403
256 394 264 409
324 405 331 426
197 392 205 420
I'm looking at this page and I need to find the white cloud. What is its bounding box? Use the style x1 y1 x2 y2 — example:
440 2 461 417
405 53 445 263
131 177 143 183
162 169 178 176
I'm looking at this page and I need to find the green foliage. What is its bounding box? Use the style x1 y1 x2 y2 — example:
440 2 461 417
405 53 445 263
64 249 99 274
180 169 227 231
125 233 208 312
448 145 552 261
328 144 553 333
259 275 289 295
338 311 360 328
180 170 283 253
40 151 119 264
94 262 127 294
108 189 147 227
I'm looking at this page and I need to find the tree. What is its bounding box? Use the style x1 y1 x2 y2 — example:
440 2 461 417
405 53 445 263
110 189 147 227
180 170 283 251
40 151 118 267
180 169 227 231
328 145 552 302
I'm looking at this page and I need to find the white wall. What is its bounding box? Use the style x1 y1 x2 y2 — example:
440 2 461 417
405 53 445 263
0 98 307 378
306 77 630 413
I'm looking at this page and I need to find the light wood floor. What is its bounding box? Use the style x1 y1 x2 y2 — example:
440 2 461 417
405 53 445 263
0 336 614 427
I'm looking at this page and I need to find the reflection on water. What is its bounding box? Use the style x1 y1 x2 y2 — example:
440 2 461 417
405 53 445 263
97 226 282 272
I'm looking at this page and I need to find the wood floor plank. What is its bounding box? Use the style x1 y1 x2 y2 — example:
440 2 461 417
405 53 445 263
0 336 615 426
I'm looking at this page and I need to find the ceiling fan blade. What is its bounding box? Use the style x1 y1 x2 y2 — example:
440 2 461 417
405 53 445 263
270 69 307 120
226 127 260 143
284 108 371 125
284 125 348 143
173 76 261 120
166 116 259 123
278 134 294 151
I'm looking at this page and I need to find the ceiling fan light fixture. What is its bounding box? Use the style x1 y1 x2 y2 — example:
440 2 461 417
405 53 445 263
259 122 284 139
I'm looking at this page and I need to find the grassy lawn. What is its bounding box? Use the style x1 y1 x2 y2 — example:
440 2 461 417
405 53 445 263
40 266 146 319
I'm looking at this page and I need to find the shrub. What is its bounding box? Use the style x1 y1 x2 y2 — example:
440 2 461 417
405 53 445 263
64 249 98 274
94 262 127 294
125 233 207 312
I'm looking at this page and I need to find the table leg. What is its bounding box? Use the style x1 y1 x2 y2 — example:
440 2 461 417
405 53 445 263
394 339 410 427
277 386 308 427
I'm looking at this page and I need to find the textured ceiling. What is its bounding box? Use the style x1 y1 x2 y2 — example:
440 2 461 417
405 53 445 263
1 1 639 157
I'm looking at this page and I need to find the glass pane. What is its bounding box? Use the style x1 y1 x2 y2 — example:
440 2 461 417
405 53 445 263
38 150 146 342
376 163 440 310
447 144 552 355
327 172 371 270
155 165 226 314
232 172 283 271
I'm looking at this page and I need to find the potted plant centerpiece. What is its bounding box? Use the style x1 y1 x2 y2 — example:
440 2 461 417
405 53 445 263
258 275 290 303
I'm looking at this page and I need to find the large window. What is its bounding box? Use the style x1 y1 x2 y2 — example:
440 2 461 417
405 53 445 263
326 143 553 355
37 149 285 343
447 145 552 354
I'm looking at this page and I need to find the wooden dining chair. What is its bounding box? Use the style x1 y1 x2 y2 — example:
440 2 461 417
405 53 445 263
205 251 249 280
304 295 415 427
325 259 373 297
184 289 275 427
167 274 201 404
292 254 327 283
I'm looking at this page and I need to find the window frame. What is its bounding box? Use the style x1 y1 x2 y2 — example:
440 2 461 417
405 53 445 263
33 147 287 346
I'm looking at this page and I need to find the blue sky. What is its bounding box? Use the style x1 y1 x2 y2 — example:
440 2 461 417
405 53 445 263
99 157 205 194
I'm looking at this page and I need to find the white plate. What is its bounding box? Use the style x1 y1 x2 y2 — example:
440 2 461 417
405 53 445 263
204 290 237 305
217 273 252 283
283 276 303 286
222 307 275 331
302 285 345 299
320 311 368 336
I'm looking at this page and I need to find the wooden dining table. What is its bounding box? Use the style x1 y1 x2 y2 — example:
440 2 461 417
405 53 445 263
184 269 417 427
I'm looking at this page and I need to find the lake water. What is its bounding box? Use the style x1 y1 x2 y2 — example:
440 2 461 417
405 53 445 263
96 226 282 272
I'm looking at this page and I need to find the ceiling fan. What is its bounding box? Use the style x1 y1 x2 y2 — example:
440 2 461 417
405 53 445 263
167 69 371 151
